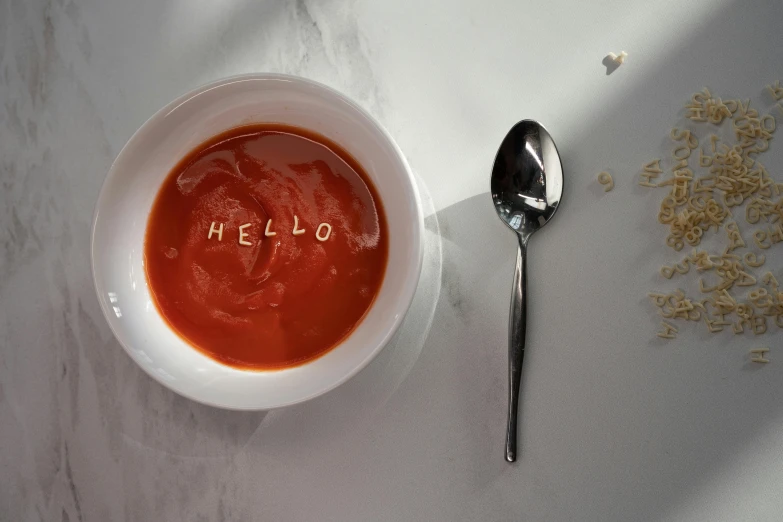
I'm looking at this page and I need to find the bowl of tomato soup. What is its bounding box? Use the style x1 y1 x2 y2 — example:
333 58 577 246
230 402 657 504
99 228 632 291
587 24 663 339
91 74 423 409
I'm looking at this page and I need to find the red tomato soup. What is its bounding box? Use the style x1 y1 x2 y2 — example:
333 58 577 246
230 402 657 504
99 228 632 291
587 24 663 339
144 124 388 370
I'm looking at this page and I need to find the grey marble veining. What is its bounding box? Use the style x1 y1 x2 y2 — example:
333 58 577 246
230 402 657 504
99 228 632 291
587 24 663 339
4 0 783 520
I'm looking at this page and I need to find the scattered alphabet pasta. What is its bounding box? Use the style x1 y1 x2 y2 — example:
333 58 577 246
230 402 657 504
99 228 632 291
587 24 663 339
643 84 783 343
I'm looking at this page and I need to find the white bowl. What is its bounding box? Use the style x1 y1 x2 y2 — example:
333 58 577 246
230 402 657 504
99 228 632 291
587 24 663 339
91 74 423 410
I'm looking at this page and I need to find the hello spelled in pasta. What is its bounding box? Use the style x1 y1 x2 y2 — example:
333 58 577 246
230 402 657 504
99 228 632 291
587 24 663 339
206 218 332 244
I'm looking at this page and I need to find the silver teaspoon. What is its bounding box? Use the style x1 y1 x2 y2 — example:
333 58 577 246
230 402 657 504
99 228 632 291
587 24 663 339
490 120 563 462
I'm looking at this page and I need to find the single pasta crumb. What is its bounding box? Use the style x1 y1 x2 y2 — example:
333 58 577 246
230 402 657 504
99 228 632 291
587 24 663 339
750 347 770 363
657 321 678 339
607 51 628 65
598 171 614 192
769 81 783 101
744 252 765 267
640 159 662 187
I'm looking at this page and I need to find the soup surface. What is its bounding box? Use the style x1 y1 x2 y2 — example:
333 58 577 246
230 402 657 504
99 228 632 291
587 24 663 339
145 124 388 370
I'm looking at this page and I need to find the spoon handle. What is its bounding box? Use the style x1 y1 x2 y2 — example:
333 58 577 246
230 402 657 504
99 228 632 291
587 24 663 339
506 235 528 463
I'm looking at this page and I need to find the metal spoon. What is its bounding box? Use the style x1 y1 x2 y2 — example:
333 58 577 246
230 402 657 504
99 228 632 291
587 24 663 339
490 120 563 462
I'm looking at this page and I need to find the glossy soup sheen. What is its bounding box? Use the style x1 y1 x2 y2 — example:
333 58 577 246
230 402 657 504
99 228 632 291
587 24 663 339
144 124 388 370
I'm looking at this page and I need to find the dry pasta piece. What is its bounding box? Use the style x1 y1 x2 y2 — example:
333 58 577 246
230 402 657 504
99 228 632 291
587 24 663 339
658 207 675 223
707 98 732 124
761 115 776 133
725 221 745 251
674 260 690 274
752 316 768 335
598 171 614 192
749 288 769 301
670 128 699 149
693 178 715 194
639 175 658 188
672 159 689 173
698 148 713 167
657 321 678 339
688 195 707 211
735 271 757 287
770 224 783 244
698 277 720 293
694 87 711 102
733 319 748 334
666 235 684 251
724 100 738 114
769 81 783 101
687 108 706 122
644 160 663 173
674 301 695 318
648 293 668 307
762 272 779 289
684 228 702 246
673 146 691 161
755 294 774 308
724 192 744 207
715 289 737 312
640 161 660 187
646 86 783 339
607 51 627 64
736 304 754 320
754 230 771 249
746 202 762 224
691 250 714 271
704 316 724 333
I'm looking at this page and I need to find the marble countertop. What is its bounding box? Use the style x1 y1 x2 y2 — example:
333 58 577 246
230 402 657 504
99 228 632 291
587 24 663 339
3 0 783 520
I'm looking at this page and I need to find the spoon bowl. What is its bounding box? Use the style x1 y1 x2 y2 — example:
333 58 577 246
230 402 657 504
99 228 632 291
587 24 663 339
490 120 563 462
491 120 563 237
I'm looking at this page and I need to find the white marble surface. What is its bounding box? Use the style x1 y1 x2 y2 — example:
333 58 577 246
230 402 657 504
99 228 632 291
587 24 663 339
3 0 783 520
